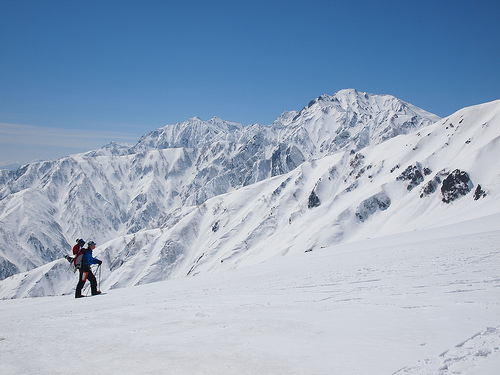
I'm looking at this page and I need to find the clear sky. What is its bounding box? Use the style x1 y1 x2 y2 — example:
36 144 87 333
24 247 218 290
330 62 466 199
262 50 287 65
1 0 499 167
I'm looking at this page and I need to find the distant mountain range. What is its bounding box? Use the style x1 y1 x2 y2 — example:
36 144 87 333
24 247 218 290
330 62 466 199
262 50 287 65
1 89 498 298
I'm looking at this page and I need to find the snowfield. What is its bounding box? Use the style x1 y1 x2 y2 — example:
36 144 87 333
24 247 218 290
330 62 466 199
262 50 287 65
1 215 499 375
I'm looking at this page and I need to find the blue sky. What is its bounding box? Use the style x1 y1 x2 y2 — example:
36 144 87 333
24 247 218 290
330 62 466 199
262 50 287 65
1 0 499 167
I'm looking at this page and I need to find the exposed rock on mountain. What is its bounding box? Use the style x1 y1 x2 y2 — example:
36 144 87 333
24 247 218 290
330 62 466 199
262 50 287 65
355 192 391 222
308 190 321 209
420 169 449 198
441 169 474 203
473 185 487 200
397 162 432 191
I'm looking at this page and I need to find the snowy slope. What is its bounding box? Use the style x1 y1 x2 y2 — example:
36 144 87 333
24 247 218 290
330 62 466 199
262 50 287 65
100 97 499 291
0 217 499 375
0 89 440 280
0 98 498 299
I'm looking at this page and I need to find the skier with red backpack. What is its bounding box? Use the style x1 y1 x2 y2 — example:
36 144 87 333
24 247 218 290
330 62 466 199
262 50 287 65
74 241 103 298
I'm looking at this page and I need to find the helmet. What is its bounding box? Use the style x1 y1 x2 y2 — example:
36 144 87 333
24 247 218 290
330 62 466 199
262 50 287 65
88 241 96 247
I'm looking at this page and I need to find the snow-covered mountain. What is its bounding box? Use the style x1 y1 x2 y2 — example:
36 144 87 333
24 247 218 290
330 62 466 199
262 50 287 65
1 90 499 300
0 89 439 282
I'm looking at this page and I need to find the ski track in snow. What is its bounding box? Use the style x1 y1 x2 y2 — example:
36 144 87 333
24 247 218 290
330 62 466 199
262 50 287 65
0 222 499 375
393 327 500 375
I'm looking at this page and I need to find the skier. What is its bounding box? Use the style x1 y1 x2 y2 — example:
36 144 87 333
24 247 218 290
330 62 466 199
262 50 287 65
75 241 103 298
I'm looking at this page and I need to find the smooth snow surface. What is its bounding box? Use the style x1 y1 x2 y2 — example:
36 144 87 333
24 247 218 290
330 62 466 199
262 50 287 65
1 216 499 375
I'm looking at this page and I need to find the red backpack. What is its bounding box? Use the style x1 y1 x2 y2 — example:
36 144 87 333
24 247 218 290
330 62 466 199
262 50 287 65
71 239 86 269
64 239 86 270
73 239 85 255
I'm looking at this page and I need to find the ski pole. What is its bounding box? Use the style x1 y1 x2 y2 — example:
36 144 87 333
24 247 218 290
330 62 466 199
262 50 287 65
97 264 101 292
83 283 90 296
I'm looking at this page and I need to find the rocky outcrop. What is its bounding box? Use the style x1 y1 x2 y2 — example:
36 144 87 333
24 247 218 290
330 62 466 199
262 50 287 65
355 192 391 222
397 162 432 191
308 190 321 209
474 185 487 200
420 170 449 198
441 169 473 203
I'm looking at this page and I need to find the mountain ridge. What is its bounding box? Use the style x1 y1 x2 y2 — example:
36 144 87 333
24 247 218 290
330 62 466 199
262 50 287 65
2 91 499 298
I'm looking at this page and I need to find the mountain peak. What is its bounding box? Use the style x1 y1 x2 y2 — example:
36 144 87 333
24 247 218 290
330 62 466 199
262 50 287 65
304 89 406 113
281 89 440 155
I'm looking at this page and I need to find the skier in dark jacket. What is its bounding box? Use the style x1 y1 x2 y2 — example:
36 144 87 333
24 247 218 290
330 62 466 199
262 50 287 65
75 241 102 298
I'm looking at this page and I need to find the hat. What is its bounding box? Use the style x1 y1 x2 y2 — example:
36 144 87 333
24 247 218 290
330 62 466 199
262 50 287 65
88 241 96 247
